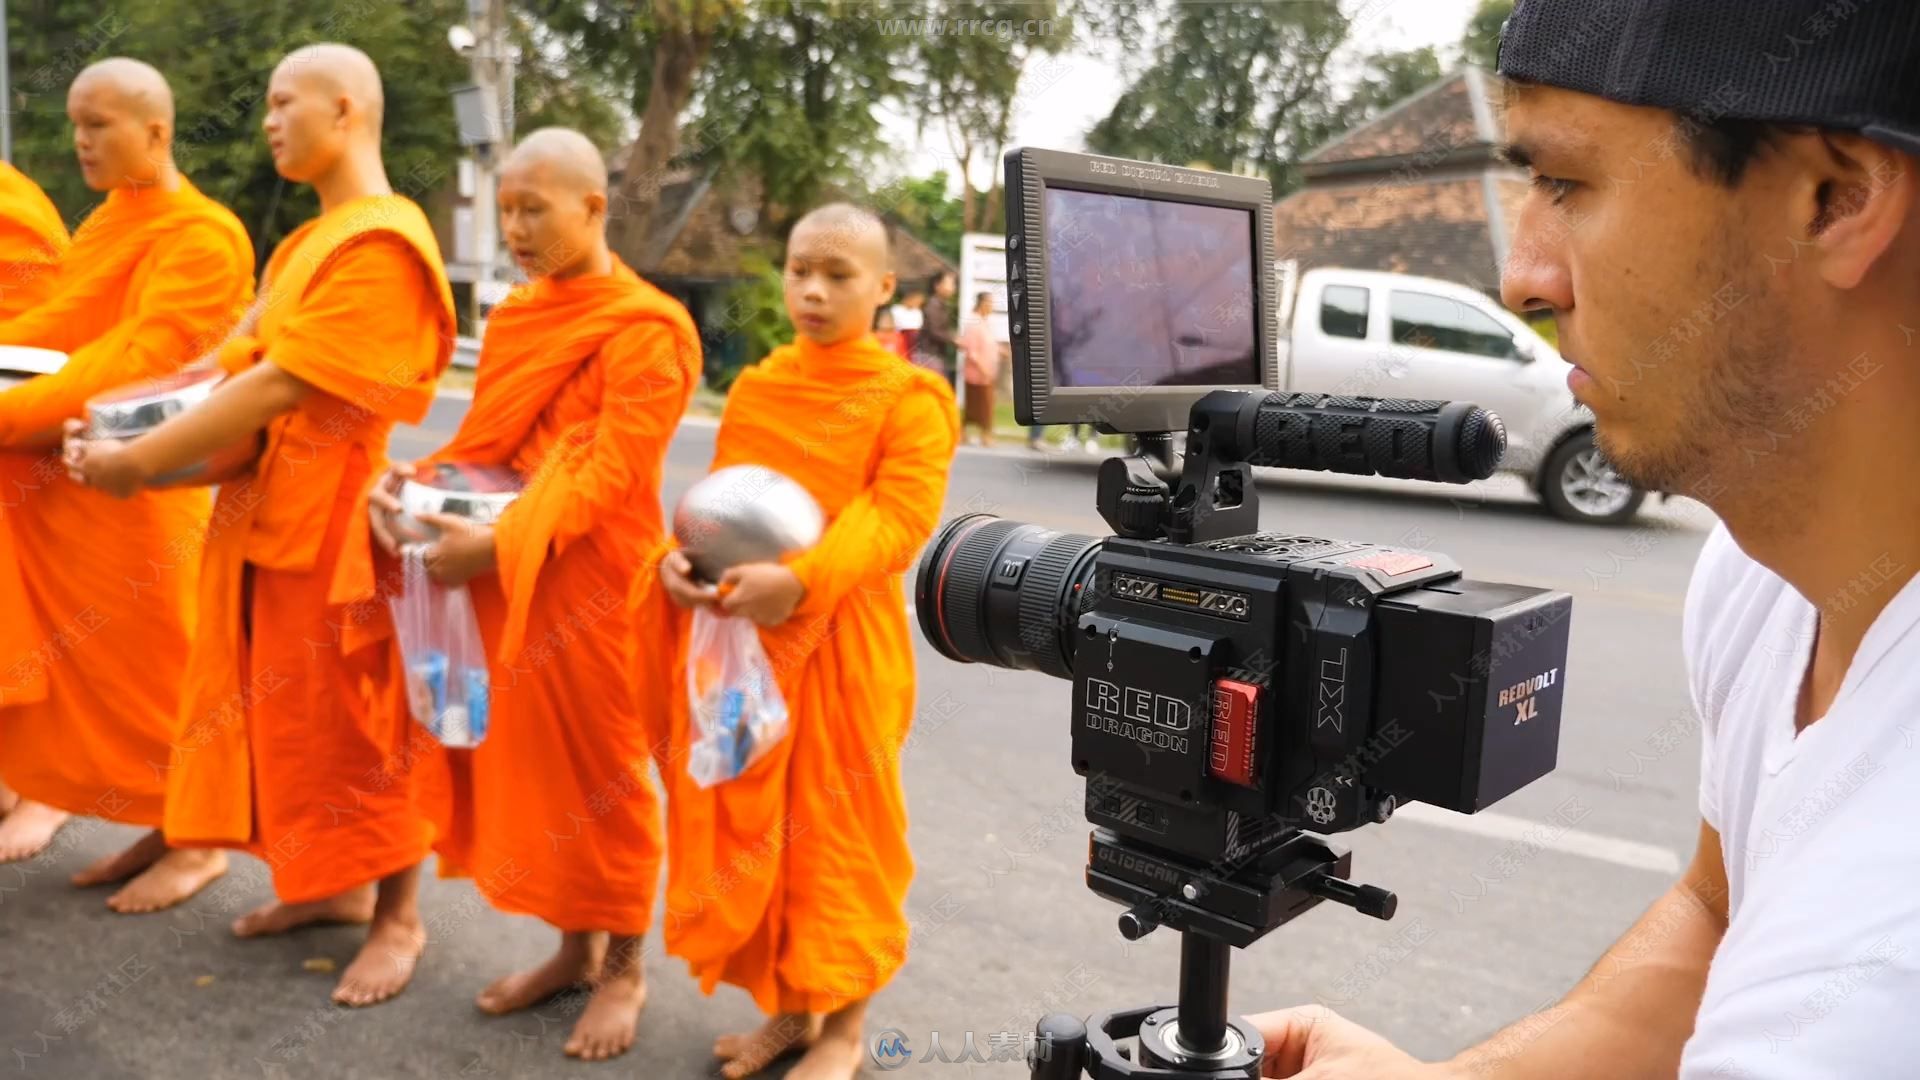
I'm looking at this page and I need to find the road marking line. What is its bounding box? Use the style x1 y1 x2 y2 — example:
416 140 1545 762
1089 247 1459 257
1388 801 1681 874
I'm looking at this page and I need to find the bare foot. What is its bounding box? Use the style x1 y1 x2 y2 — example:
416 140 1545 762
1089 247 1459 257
232 886 375 938
0 800 68 862
331 913 427 1008
107 848 227 914
563 934 646 1062
477 932 604 1015
564 970 645 1061
786 1029 869 1080
72 829 168 887
715 1013 821 1080
0 780 18 815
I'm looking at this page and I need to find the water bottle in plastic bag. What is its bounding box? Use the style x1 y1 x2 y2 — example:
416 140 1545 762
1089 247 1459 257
390 546 492 748
685 607 789 787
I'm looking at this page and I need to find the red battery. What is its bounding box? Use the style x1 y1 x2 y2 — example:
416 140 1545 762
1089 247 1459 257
1208 678 1261 787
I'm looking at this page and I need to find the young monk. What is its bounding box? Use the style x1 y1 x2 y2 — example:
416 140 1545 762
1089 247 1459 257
356 127 699 1060
0 59 253 916
0 160 68 318
633 203 960 1080
66 44 455 1007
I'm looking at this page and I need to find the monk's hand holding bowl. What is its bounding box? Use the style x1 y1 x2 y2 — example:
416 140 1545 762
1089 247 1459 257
660 549 719 610
62 418 145 498
718 562 806 627
414 511 496 587
366 463 421 555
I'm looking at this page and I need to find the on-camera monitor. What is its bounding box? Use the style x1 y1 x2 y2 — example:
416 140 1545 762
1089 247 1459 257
1003 148 1278 433
1044 187 1259 390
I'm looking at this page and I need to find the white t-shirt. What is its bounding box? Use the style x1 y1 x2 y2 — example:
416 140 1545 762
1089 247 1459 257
891 304 924 331
1678 523 1920 1080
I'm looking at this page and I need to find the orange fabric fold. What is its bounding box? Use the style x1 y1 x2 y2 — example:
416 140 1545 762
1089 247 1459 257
380 260 700 932
629 333 959 1013
0 162 68 319
0 178 251 825
164 195 454 904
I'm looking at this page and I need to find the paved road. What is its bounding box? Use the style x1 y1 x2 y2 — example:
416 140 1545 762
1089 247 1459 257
1 400 1718 1078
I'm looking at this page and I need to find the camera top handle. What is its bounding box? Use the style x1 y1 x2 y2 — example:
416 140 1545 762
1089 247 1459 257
1099 390 1509 544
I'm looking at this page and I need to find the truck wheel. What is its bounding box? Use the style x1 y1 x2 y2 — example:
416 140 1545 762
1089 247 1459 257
1541 430 1644 525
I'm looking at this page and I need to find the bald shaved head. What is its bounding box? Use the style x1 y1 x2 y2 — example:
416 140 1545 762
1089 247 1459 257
784 202 898 346
498 128 614 280
503 128 608 197
275 43 384 133
791 202 894 271
72 58 173 126
67 57 176 191
264 43 390 194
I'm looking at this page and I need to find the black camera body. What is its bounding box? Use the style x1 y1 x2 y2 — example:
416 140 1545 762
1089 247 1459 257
916 146 1581 1078
1069 533 1571 871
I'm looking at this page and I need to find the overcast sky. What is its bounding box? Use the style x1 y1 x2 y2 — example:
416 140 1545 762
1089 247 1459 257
875 0 1486 192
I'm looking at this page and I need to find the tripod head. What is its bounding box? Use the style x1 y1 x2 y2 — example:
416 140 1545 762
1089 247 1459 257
1028 829 1395 1078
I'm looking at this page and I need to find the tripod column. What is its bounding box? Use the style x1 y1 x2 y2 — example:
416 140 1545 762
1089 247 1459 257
1177 932 1231 1055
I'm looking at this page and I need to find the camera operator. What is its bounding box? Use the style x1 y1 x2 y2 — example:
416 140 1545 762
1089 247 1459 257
1251 3 1920 1078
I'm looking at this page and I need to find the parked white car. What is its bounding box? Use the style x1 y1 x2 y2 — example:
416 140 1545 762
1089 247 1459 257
1275 267 1641 524
1129 268 1641 523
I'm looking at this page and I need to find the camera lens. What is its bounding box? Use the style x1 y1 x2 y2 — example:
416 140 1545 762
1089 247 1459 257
915 514 1102 679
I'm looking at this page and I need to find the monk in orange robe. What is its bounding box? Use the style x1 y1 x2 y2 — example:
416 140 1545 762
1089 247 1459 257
0 159 65 827
0 59 252 915
355 126 700 1060
67 44 454 1008
0 160 68 318
636 203 960 1080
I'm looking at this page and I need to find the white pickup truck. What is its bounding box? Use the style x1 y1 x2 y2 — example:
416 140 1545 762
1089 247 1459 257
1131 268 1640 523
1247 267 1641 524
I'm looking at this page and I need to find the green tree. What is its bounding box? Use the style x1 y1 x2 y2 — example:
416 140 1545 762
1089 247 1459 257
6 1 483 262
686 1 913 237
1284 44 1448 177
873 169 963 266
509 9 630 151
709 250 790 389
1461 0 1513 70
569 0 744 260
5 2 139 220
1084 1 1350 194
905 0 1072 233
1340 46 1446 123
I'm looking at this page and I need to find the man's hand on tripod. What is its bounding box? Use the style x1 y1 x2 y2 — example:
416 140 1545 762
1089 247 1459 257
1249 1006 1463 1079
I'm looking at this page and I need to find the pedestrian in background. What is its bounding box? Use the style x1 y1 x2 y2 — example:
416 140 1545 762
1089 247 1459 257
889 284 924 355
911 270 956 382
959 290 1000 446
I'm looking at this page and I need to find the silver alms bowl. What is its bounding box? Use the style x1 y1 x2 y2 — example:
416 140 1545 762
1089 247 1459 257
390 462 524 545
84 367 260 487
0 345 66 389
673 464 825 582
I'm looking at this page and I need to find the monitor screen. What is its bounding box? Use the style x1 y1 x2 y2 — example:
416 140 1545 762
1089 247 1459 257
1042 186 1261 390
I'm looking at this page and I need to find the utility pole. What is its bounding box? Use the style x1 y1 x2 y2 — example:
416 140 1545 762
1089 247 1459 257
461 0 516 329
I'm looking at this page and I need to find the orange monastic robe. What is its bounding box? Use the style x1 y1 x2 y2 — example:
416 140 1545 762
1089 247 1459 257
0 179 252 825
393 260 700 933
629 333 959 1014
0 162 68 318
163 195 454 904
